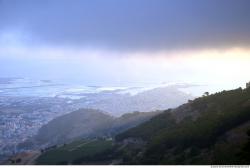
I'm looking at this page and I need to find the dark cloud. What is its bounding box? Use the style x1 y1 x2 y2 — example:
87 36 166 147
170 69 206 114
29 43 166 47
1 0 250 51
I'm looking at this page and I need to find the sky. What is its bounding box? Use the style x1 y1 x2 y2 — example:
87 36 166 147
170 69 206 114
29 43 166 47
0 0 250 90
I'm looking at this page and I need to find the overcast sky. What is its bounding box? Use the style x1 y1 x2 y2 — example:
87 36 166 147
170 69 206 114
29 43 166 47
0 0 250 90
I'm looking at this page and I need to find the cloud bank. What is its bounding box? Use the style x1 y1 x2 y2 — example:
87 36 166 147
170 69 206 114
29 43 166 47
1 0 250 52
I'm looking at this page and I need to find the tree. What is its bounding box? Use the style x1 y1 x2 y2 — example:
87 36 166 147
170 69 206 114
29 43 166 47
203 92 209 96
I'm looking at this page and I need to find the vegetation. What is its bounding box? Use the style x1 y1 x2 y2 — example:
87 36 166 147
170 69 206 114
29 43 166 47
34 109 159 146
116 87 250 164
36 87 250 165
116 109 176 141
36 139 113 165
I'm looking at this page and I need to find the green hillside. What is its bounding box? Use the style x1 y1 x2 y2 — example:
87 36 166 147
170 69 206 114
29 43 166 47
36 139 114 165
36 87 250 165
115 87 250 164
34 109 160 147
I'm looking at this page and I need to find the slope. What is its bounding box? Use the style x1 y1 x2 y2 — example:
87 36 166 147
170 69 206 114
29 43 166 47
115 87 250 164
33 109 161 147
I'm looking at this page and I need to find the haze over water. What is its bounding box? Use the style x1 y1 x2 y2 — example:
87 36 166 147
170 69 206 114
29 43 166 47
1 0 250 94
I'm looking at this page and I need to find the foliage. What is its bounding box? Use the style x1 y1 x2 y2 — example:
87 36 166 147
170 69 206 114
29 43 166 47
36 87 250 165
116 87 250 164
36 139 113 165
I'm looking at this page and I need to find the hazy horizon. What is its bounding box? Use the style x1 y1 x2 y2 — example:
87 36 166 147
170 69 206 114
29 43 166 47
1 0 250 92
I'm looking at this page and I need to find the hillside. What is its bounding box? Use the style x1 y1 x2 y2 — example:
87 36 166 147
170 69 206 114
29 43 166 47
36 139 114 165
115 87 250 164
34 109 113 146
31 109 161 147
28 87 250 165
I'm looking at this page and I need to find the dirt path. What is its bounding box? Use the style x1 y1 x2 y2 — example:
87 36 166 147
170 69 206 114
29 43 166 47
4 151 41 165
68 140 95 151
23 151 41 165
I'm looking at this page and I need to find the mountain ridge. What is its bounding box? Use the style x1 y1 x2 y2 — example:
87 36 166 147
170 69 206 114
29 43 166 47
115 87 250 164
28 108 161 148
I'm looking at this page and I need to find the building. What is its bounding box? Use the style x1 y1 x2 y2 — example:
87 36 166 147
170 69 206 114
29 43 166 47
246 82 250 88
